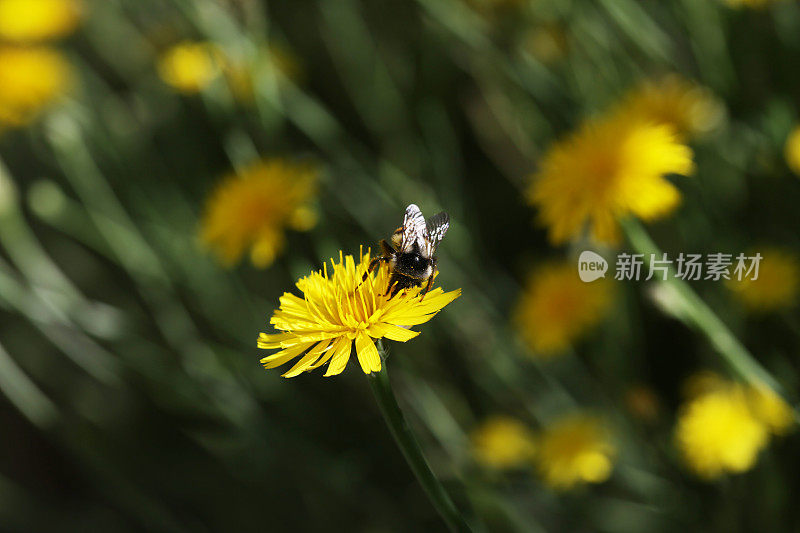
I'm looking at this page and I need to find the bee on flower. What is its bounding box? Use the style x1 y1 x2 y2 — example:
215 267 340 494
200 158 319 268
527 112 695 244
257 249 461 377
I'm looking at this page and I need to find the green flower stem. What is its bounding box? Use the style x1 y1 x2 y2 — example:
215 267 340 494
621 218 783 395
368 346 471 532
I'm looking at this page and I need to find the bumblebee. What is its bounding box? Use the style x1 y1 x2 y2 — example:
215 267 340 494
363 204 450 299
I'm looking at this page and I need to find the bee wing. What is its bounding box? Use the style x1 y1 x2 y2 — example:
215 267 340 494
398 203 426 253
421 211 449 257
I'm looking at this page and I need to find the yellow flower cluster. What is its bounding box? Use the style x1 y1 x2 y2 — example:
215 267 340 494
513 261 612 357
471 414 616 490
726 248 800 313
200 158 319 268
528 75 713 244
674 373 793 479
0 0 78 128
257 251 461 377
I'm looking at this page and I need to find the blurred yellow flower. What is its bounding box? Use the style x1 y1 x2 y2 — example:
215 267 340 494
471 416 537 469
675 384 768 478
0 45 71 128
0 0 81 42
616 75 722 139
257 251 461 377
528 114 694 244
784 126 800 176
675 373 793 479
223 45 302 103
513 261 612 357
200 159 318 267
536 414 615 490
158 41 220 94
726 248 800 312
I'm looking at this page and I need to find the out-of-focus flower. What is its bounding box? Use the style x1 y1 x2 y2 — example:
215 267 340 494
522 25 568 65
726 248 800 312
471 416 537 469
535 414 615 490
257 251 461 377
624 385 661 422
675 384 768 478
616 75 722 139
528 114 694 244
784 126 800 176
675 372 793 479
513 261 612 357
0 45 71 128
157 41 221 94
0 0 81 42
222 44 302 103
200 159 318 267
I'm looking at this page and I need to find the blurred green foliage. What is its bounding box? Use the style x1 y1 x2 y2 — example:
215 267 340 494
1 0 800 531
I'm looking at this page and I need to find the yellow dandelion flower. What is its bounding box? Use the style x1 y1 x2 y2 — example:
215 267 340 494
536 414 615 490
157 41 220 94
784 126 800 176
257 251 461 377
528 113 694 244
0 45 71 128
513 261 612 357
471 416 537 469
675 383 770 479
616 75 722 139
200 159 318 267
0 0 81 42
726 248 800 312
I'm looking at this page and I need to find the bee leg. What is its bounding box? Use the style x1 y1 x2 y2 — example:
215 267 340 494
419 274 435 301
361 240 394 282
419 259 438 301
362 256 385 282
